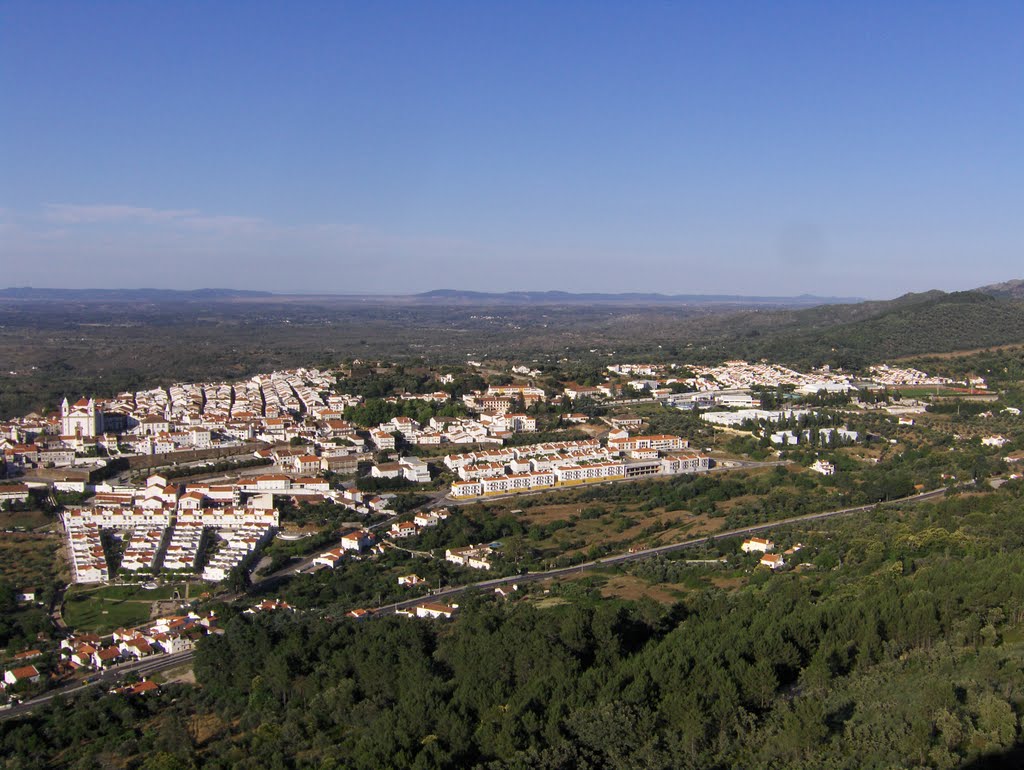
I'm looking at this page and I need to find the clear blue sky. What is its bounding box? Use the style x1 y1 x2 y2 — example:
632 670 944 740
2 2 1022 297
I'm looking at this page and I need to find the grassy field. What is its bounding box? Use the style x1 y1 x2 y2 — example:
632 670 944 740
91 582 191 601
62 585 174 633
597 574 690 603
463 494 719 566
62 595 152 633
894 386 957 398
0 533 63 591
0 509 56 530
539 561 750 606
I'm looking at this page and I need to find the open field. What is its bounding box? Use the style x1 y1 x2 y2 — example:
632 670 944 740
0 509 55 531
513 503 592 525
462 498 722 565
61 582 192 633
152 663 197 686
90 582 191 602
449 463 849 566
0 533 63 591
893 385 995 398
548 563 739 603
597 574 689 603
708 575 748 590
62 591 154 633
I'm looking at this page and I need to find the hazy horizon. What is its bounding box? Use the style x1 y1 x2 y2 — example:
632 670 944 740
2 3 1022 299
0 284 873 299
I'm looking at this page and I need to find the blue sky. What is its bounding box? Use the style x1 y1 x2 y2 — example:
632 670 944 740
2 2 1022 298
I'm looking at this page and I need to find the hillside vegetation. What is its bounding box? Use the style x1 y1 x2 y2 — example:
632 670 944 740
723 291 1024 368
7 482 1024 768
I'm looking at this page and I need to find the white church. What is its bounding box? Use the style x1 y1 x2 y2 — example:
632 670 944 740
61 397 105 438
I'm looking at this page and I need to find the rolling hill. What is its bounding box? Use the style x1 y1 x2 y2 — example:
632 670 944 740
697 289 1024 367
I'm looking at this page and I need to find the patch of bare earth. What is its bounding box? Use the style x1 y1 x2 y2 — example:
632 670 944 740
648 515 720 544
166 666 197 685
517 503 589 525
190 712 227 746
599 575 686 603
531 595 569 609
709 575 747 590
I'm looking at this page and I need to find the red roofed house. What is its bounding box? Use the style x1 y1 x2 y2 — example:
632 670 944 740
118 637 155 659
293 455 322 476
4 665 42 686
389 520 418 539
741 537 775 554
92 646 122 669
760 553 786 570
340 530 375 552
415 602 458 619
313 548 345 569
71 645 97 668
0 483 31 504
114 679 160 696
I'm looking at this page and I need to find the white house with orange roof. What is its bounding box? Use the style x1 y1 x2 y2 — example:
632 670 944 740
340 529 375 552
3 664 42 686
741 537 774 554
414 602 458 619
390 520 418 538
313 548 345 568
292 454 322 475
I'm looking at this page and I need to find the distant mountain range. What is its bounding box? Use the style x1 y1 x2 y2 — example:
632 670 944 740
0 286 862 307
412 289 862 306
0 282 1021 314
0 287 274 301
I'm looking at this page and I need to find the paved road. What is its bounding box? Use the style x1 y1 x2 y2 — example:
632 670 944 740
371 485 953 615
49 583 69 631
0 650 195 723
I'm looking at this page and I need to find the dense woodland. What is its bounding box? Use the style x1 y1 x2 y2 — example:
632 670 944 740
6 482 1024 768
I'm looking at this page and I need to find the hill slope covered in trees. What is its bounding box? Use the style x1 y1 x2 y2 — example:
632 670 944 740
7 481 1024 768
695 290 1024 368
